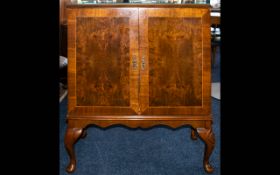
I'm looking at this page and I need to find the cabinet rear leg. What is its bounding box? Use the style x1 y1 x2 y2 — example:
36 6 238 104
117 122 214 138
64 127 83 173
191 129 197 140
196 128 215 173
81 129 87 139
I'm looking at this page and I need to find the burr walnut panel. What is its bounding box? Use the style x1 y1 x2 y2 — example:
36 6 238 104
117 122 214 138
138 8 210 115
67 8 139 115
76 17 130 106
148 17 202 106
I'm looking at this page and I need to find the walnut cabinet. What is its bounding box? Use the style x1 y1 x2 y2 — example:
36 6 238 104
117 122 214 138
65 4 215 174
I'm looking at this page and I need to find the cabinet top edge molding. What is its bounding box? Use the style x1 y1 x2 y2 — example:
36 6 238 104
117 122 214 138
66 3 211 8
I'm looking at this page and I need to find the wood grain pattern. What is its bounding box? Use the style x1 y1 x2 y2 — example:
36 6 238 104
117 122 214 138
67 8 139 115
67 4 210 8
76 17 130 106
66 116 212 129
148 17 202 106
139 8 211 115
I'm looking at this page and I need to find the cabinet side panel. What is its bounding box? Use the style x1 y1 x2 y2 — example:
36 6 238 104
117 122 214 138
148 17 202 106
76 17 130 106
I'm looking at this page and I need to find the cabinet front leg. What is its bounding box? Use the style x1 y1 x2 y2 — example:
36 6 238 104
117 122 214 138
196 128 215 173
64 127 83 173
191 129 197 140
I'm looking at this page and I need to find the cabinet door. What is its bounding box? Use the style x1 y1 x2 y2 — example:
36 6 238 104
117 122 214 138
139 8 211 115
68 8 139 115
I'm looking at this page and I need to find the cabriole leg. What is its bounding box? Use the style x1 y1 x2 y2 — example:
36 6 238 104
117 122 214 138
64 127 83 173
196 127 215 173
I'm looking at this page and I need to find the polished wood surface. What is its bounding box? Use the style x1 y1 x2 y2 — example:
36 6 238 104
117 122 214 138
64 127 83 173
138 8 211 115
65 5 215 174
196 127 215 173
76 17 130 106
148 17 202 106
67 3 210 8
67 8 139 115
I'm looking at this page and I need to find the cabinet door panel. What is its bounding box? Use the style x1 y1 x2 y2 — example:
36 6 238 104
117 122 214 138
139 8 211 115
68 8 139 115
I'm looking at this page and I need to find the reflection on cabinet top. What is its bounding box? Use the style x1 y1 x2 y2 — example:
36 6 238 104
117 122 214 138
67 2 210 8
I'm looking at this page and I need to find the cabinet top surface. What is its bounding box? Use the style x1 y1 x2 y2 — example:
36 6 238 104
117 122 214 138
67 1 210 8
